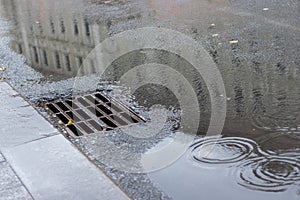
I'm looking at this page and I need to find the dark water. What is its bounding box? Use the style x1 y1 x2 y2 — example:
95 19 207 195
0 0 300 199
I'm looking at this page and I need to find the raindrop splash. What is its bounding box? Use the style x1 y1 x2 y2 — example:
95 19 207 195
190 137 260 166
236 151 300 192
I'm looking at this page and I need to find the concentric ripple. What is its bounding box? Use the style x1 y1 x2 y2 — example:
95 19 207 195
190 137 259 165
237 152 300 192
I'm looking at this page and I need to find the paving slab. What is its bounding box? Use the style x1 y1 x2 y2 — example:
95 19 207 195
2 134 129 200
0 82 18 96
0 162 32 200
0 81 57 149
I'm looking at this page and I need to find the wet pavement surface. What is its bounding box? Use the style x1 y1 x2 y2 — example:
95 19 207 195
0 0 300 199
0 81 129 200
0 161 32 200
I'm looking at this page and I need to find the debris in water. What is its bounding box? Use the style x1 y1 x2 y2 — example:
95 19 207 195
229 40 239 44
263 8 269 11
0 66 6 71
212 34 219 37
67 119 73 125
104 0 111 3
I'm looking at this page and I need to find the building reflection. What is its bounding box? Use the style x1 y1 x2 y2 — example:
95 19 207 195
1 0 106 77
1 0 300 136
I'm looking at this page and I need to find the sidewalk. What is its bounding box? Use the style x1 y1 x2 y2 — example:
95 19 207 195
0 81 129 200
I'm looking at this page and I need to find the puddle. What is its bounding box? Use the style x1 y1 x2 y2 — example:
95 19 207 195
236 150 300 192
149 136 300 199
0 0 300 199
190 137 259 166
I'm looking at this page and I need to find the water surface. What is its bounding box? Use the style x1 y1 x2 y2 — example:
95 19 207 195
0 0 299 199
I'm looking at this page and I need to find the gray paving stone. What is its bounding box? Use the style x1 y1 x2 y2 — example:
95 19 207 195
0 186 32 200
2 135 129 200
0 82 18 96
0 162 32 200
0 82 57 149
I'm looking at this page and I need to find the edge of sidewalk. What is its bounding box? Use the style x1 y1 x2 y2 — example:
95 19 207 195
0 80 130 200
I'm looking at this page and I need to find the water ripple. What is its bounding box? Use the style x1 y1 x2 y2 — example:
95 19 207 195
189 137 300 193
190 137 260 166
237 151 300 192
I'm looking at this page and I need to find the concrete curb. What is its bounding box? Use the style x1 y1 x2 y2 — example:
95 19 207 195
0 81 129 200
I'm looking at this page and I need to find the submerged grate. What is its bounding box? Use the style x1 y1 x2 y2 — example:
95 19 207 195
45 92 145 137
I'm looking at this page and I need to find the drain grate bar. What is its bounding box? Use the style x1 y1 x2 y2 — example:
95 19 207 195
45 92 144 137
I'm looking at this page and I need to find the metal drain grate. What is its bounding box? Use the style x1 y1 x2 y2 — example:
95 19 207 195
45 92 144 137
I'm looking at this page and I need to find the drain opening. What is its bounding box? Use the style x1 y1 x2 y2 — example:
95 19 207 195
45 92 144 137
56 113 69 124
77 122 94 134
65 100 79 109
67 124 83 136
95 93 109 103
75 109 90 120
97 105 113 115
56 102 69 111
47 104 59 113
88 120 103 131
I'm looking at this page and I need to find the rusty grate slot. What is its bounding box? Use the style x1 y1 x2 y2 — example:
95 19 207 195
45 92 145 137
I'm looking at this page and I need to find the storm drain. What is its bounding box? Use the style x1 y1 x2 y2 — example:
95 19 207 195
45 92 144 137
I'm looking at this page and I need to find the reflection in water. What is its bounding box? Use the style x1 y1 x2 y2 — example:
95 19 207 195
189 137 300 193
148 0 185 16
2 0 300 138
2 0 106 77
149 137 300 200
237 151 300 192
190 137 258 166
1 0 300 199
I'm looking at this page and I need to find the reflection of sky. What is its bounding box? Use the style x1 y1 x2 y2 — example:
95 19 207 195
148 149 297 200
149 0 190 16
147 0 232 20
